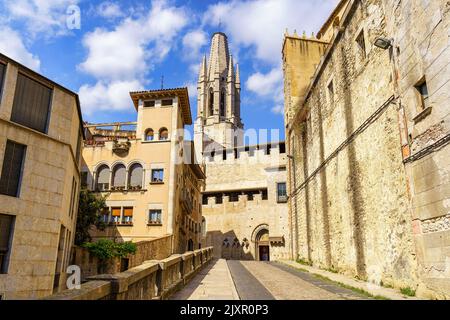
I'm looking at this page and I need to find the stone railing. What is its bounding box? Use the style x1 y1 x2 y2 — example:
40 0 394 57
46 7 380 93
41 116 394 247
44 247 213 300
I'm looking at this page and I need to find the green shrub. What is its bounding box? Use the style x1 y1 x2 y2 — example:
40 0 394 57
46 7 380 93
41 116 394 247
400 287 416 297
83 239 137 261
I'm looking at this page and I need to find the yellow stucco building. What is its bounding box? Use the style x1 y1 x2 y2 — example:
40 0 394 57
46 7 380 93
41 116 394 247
82 88 205 255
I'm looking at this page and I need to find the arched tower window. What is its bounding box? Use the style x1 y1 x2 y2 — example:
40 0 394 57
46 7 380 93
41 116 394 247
220 90 225 117
96 165 110 191
159 128 169 141
145 129 154 141
209 88 214 116
128 163 143 188
112 164 126 188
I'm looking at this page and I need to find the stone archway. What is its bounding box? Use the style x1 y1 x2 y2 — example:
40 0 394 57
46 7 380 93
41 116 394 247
255 228 270 261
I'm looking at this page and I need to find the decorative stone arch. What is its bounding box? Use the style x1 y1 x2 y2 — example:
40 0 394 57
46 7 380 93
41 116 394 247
159 127 169 141
94 162 111 191
127 162 145 189
126 160 145 171
144 128 154 141
111 162 127 188
251 224 270 261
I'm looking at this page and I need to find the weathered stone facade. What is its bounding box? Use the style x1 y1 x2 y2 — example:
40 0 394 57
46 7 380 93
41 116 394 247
284 0 450 298
196 33 290 261
0 53 84 299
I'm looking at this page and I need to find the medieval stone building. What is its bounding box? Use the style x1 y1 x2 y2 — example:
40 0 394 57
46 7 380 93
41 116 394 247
284 0 450 298
195 33 290 261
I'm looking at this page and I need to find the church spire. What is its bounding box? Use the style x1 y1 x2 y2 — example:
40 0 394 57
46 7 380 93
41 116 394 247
198 55 207 82
235 63 241 87
208 32 230 81
227 55 234 81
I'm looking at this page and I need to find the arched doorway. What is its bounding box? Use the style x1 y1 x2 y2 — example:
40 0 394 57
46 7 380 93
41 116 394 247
256 229 270 261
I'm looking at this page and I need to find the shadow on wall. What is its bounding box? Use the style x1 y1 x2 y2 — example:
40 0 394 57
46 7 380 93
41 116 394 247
206 230 254 260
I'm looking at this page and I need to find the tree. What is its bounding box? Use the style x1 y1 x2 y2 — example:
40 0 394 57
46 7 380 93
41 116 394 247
75 189 108 245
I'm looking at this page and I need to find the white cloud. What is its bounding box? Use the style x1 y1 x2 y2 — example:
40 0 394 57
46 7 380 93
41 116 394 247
2 0 81 38
0 26 40 71
204 0 338 65
182 29 208 61
78 0 188 114
246 68 282 96
97 1 125 19
271 104 284 115
79 80 144 115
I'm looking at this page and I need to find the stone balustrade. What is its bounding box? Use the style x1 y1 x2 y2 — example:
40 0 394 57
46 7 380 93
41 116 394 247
44 247 213 300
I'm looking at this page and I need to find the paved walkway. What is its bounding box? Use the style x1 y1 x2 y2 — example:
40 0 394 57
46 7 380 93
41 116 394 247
170 259 371 300
170 259 239 300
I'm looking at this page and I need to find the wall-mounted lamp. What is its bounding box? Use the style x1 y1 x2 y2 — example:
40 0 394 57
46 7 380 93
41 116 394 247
374 37 393 50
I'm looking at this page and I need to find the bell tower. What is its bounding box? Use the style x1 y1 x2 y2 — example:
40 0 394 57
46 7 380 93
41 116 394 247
194 32 243 159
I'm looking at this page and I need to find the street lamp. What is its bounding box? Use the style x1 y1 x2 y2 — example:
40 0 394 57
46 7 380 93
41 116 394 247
374 37 393 50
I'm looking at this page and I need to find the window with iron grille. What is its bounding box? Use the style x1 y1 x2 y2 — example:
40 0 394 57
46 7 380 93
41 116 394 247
0 140 26 197
0 214 15 274
277 183 287 203
11 73 53 133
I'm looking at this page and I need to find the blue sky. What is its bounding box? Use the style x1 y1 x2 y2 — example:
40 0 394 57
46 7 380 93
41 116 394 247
0 0 338 140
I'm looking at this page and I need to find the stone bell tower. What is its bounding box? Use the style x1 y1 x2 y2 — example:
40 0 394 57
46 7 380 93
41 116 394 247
194 32 244 160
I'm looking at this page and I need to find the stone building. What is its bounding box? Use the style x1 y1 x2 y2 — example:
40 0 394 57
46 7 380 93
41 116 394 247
284 0 450 298
0 53 84 299
195 33 290 261
82 88 205 255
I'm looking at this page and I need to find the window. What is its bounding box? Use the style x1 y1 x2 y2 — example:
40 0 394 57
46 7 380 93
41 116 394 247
145 129 154 141
68 177 77 220
144 100 155 108
151 169 164 183
328 80 334 103
229 193 239 202
111 207 121 224
101 208 110 223
122 207 133 224
162 99 173 106
209 88 214 116
262 189 268 200
0 63 6 99
277 183 287 203
0 214 14 274
128 163 143 189
415 78 429 110
279 143 286 154
96 165 110 191
0 140 26 197
149 210 162 225
215 194 223 204
220 90 225 117
75 133 82 164
11 73 52 133
112 164 126 188
159 128 169 141
356 30 366 59
202 195 208 205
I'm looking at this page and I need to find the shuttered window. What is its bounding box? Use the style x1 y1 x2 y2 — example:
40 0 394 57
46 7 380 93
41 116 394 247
0 63 5 99
129 164 143 187
11 73 52 133
112 165 126 187
122 207 133 224
0 140 26 197
0 214 15 274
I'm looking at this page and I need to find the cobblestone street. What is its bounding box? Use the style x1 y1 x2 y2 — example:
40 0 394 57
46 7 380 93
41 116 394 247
171 259 371 300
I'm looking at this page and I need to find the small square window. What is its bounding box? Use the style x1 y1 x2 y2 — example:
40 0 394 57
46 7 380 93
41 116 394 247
415 79 429 110
144 100 155 108
149 210 162 225
161 99 173 106
151 169 164 183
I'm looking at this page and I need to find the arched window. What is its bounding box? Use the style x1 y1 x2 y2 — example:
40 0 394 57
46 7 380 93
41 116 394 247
145 129 154 141
96 165 110 191
112 164 126 188
209 88 214 116
220 90 225 117
128 163 143 189
159 128 169 141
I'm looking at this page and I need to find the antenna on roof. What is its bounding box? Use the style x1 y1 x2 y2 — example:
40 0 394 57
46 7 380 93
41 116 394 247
218 18 222 32
161 75 164 90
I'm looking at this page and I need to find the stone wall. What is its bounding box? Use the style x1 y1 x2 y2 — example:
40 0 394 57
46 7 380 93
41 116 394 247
287 0 418 290
382 0 450 298
44 247 213 300
72 236 173 281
